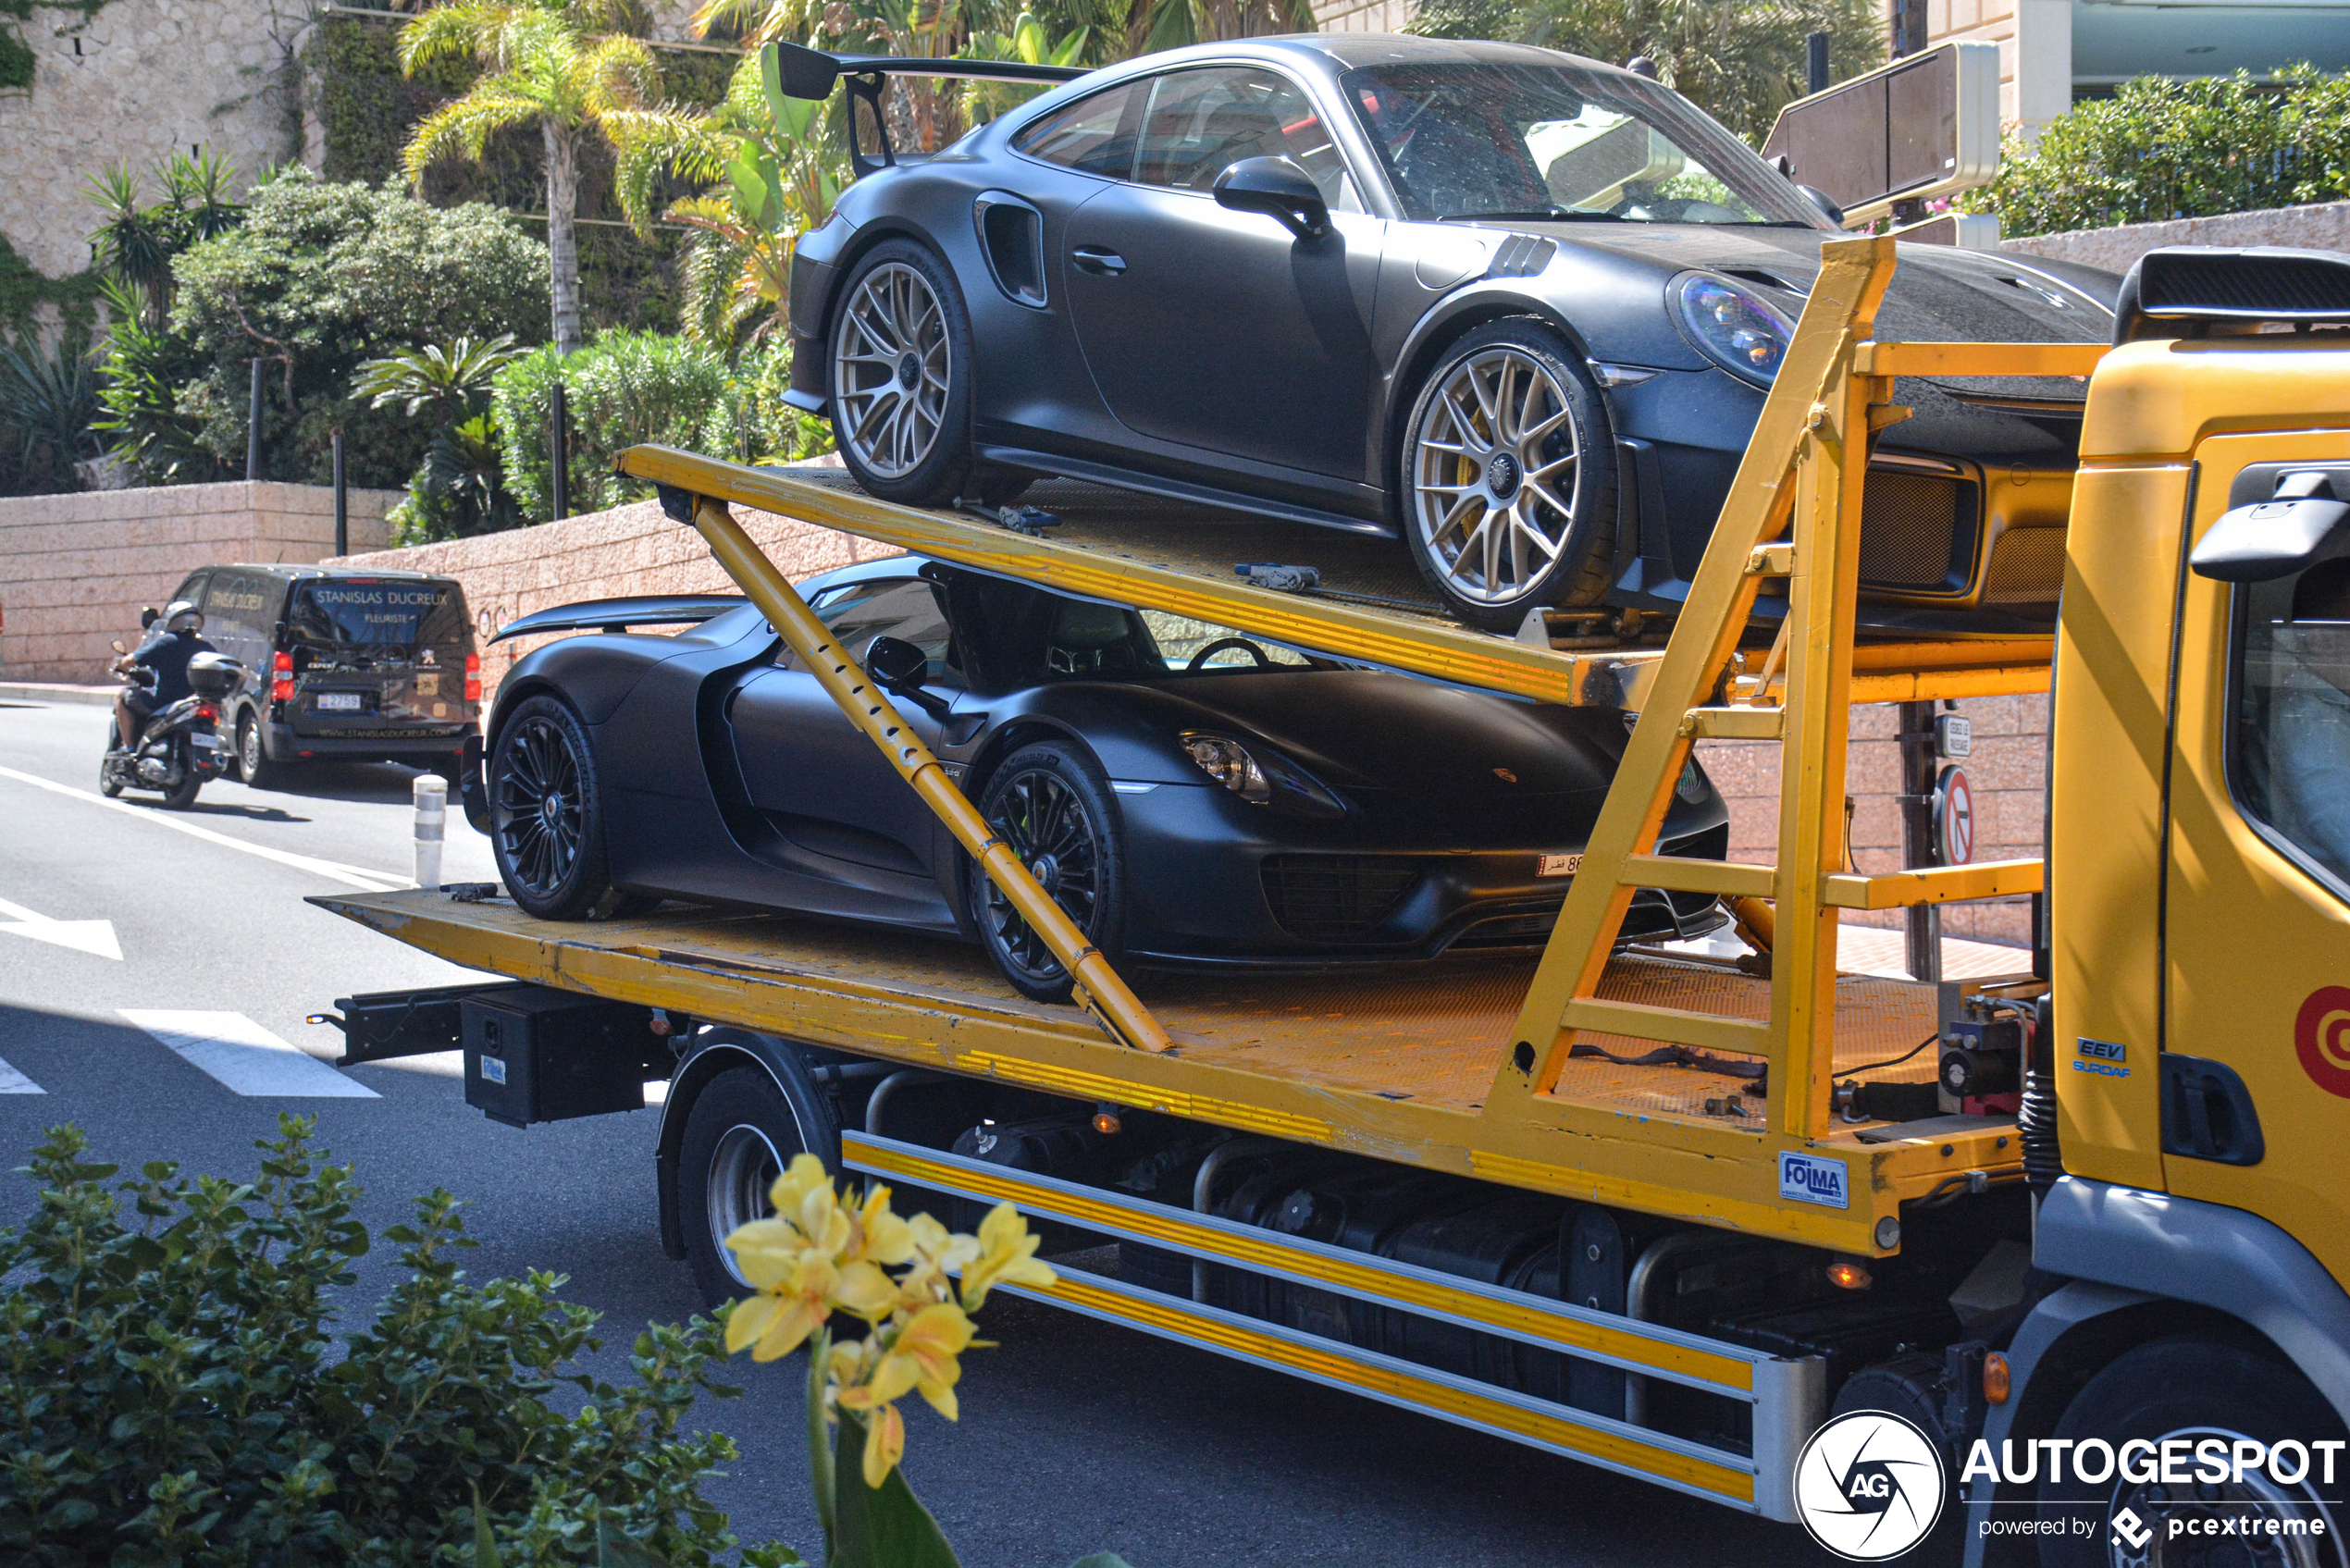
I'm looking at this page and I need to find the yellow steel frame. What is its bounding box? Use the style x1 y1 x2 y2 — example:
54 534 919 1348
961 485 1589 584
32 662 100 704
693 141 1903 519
359 233 2105 1256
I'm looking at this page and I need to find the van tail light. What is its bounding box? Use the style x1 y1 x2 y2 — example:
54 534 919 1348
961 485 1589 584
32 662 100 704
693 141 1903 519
464 650 481 703
271 649 294 702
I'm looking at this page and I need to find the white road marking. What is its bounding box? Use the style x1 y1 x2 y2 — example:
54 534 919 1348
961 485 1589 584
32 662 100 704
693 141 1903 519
0 763 408 892
0 894 123 960
0 1056 45 1094
120 1009 379 1098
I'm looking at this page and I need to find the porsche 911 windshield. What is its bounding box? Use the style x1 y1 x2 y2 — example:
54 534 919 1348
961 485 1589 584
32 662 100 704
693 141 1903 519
1341 61 1824 227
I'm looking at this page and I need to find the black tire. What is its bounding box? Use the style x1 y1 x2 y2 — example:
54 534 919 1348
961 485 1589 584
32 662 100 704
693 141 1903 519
2036 1335 2349 1568
826 240 983 508
1397 318 1618 632
160 765 203 810
489 694 619 920
966 740 1126 1003
675 1060 839 1311
236 710 284 789
99 720 125 797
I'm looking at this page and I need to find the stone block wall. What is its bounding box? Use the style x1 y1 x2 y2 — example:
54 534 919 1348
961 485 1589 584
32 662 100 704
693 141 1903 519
2003 200 2350 278
0 481 394 681
325 495 904 699
1696 692 2047 945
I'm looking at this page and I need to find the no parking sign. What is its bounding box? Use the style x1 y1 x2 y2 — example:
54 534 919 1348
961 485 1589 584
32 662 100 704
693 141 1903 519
1936 765 1974 865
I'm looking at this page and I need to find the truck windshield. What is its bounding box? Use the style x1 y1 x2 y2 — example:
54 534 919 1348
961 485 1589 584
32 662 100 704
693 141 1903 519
1341 61 1825 228
290 580 464 654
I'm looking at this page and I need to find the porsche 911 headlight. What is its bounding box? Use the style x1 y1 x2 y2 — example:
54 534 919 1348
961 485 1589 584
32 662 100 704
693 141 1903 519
1672 273 1794 386
1180 733 1346 818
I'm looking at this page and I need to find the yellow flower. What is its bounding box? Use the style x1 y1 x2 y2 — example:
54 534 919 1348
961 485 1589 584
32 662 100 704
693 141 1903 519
849 1184 916 1267
895 1213 979 1305
860 1401 905 1489
860 1302 976 1421
724 1249 841 1361
958 1202 1056 1311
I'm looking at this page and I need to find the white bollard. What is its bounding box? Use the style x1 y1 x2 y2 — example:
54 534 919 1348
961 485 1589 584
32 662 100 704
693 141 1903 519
413 773 446 892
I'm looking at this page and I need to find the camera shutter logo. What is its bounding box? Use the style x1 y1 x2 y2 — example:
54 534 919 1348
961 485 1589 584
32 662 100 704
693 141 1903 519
1793 1409 1948 1560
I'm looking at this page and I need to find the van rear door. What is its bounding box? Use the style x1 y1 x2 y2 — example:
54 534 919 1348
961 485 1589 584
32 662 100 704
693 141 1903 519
285 578 476 738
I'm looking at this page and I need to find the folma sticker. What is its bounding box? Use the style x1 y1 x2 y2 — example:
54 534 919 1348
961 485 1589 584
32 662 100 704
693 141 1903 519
1779 1151 1849 1208
480 1056 508 1085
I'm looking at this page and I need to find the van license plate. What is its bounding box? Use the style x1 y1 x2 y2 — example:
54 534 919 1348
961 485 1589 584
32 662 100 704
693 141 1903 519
317 693 363 712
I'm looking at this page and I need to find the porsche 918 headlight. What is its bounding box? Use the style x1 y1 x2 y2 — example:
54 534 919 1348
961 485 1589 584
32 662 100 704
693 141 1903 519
1180 733 1346 818
1672 273 1794 386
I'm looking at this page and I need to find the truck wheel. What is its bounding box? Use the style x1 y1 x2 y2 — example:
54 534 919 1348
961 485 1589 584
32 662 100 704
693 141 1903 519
966 740 1127 1004
676 1061 838 1310
1398 319 1618 632
489 696 618 920
2035 1335 2348 1568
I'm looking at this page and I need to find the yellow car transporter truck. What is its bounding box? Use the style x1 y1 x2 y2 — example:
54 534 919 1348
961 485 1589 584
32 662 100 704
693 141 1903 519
315 236 2350 1564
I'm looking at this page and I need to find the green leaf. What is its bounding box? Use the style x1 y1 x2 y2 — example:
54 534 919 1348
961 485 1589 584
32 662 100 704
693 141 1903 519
473 1486 501 1568
597 1518 673 1568
830 1409 960 1568
806 1327 836 1561
759 43 791 139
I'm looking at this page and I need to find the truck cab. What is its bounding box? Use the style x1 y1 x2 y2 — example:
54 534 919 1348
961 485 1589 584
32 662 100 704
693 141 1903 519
1978 248 2350 1564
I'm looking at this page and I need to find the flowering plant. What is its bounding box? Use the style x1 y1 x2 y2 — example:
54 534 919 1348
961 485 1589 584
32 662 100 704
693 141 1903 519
722 1154 1058 1568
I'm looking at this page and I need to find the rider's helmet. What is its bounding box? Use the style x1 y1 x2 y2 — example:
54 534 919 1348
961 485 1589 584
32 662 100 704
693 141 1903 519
163 599 204 635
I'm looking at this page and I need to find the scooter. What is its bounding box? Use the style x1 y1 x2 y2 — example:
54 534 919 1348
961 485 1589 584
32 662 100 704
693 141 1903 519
101 645 243 809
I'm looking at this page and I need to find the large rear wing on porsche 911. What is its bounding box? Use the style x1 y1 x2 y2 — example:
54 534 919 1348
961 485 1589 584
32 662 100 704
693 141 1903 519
768 41 1090 177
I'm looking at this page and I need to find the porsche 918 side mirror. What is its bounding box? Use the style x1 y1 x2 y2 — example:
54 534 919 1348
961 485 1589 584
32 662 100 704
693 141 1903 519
866 635 929 688
865 635 951 719
1213 157 1330 241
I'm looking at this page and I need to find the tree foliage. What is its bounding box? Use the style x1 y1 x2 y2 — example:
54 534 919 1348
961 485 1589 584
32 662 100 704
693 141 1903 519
1406 0 1886 145
1965 66 2350 238
489 328 826 520
99 168 550 489
0 1118 800 1568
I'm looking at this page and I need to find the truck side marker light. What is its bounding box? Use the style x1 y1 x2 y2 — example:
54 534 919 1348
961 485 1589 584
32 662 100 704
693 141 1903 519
1984 1352 2010 1404
1826 1260 1871 1290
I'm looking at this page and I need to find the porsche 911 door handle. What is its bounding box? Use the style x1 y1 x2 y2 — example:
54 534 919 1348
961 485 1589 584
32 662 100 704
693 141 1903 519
1070 245 1127 278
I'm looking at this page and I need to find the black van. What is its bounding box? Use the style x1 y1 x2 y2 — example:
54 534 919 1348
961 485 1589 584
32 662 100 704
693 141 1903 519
163 564 479 786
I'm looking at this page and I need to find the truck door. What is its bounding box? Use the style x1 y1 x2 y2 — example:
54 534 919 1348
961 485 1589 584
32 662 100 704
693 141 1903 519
2161 436 2350 1286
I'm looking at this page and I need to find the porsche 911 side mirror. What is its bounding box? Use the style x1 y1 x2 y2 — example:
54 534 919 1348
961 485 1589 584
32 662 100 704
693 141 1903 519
1213 156 1330 241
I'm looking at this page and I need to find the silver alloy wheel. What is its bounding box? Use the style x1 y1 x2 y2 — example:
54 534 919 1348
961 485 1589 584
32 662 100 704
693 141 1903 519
2102 1426 2342 1568
704 1122 783 1289
832 261 951 480
1409 346 1579 607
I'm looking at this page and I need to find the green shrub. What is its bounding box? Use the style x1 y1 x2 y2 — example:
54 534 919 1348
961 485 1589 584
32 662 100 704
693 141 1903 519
105 167 551 489
1971 66 2350 237
0 1118 798 1568
491 332 830 522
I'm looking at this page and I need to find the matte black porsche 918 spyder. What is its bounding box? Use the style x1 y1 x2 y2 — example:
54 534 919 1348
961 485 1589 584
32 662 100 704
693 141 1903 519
776 33 2119 632
480 558 1728 998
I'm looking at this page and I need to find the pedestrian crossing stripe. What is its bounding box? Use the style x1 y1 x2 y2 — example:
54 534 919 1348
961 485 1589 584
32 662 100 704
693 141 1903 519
118 1010 378 1098
0 1056 43 1094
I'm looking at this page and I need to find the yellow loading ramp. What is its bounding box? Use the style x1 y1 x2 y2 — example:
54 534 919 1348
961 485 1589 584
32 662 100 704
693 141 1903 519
319 235 2096 1266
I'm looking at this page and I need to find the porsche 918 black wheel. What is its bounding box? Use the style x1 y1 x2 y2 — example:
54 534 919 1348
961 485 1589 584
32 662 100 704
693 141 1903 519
829 241 983 508
1401 320 1617 632
489 695 622 920
968 741 1126 1003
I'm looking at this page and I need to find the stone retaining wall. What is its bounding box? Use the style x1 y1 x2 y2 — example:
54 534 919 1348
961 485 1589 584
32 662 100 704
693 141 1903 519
0 480 395 682
2002 200 2350 278
324 494 904 698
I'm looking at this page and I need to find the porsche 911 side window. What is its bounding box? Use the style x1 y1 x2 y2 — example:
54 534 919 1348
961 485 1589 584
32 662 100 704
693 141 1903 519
1132 68 1361 210
1012 81 1149 179
1341 61 1824 228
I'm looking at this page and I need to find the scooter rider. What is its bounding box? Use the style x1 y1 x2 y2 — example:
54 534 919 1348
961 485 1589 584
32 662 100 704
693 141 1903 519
114 599 216 751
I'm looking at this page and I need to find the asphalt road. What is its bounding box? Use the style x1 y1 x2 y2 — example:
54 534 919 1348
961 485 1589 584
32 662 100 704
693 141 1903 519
0 697 1842 1568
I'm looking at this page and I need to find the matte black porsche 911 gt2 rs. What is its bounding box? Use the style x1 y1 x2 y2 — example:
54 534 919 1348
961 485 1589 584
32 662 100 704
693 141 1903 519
481 559 1727 998
778 33 2118 632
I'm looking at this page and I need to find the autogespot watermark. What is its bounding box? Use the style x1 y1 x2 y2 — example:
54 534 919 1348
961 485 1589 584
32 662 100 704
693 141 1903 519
1794 1410 1948 1561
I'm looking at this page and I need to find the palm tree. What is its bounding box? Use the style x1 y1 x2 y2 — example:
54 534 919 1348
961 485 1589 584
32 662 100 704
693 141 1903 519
399 0 703 354
352 334 526 424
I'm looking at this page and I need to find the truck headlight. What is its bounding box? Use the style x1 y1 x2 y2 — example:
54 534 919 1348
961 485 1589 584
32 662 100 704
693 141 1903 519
1672 272 1794 387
